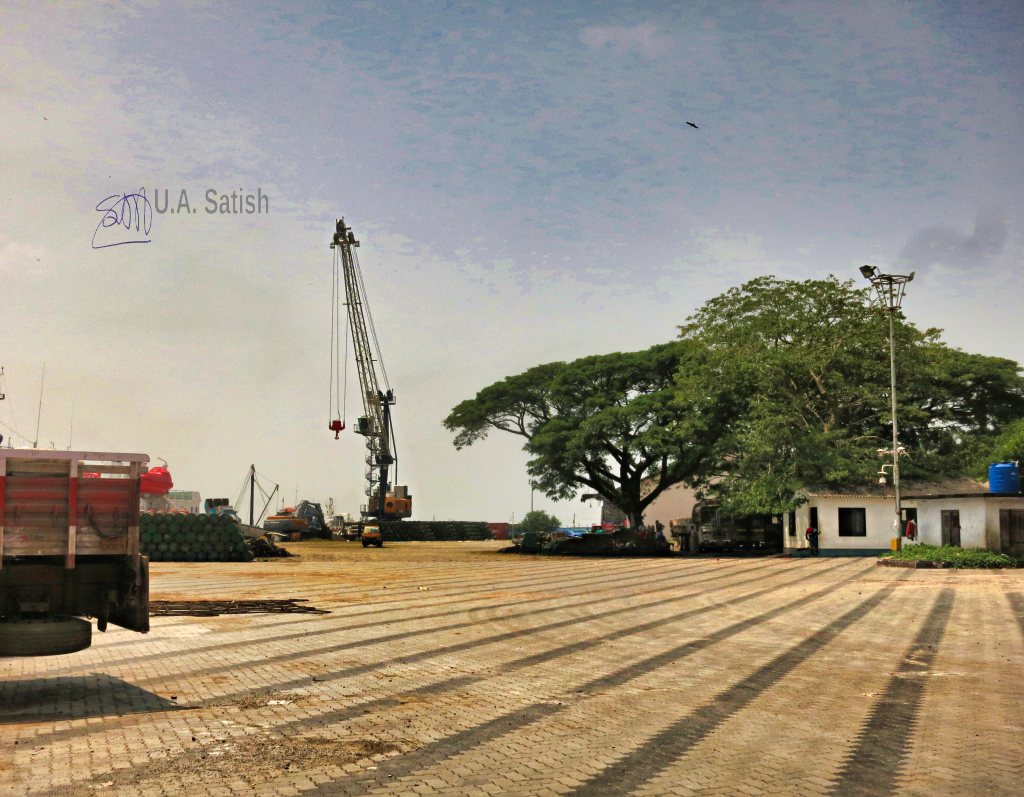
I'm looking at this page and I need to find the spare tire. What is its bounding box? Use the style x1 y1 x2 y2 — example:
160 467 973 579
0 616 92 656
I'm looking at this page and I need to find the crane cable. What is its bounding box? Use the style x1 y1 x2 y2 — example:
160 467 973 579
329 248 339 425
351 247 391 394
342 302 350 419
329 248 349 427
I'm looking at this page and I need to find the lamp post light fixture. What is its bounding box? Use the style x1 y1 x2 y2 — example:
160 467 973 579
860 265 915 548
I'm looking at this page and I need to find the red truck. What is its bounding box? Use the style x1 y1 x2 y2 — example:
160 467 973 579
0 449 151 656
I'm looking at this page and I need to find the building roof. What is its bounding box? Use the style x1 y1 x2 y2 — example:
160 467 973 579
801 477 1022 500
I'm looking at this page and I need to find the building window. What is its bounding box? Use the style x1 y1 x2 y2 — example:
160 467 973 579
788 511 796 536
838 508 867 537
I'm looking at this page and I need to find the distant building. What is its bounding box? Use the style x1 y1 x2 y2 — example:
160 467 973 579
595 481 699 542
600 502 627 527
786 477 1024 557
642 482 699 534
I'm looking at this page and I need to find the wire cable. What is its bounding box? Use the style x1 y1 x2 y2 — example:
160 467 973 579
342 298 350 423
329 248 339 423
352 248 391 392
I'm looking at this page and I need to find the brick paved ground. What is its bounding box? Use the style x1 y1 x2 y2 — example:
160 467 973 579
1 542 1022 796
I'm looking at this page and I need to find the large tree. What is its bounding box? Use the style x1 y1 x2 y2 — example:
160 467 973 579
676 275 1024 514
444 342 719 528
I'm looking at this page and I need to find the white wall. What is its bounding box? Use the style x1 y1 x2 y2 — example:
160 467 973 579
913 499 987 548
821 497 896 550
984 499 1024 552
785 496 902 552
784 494 1024 553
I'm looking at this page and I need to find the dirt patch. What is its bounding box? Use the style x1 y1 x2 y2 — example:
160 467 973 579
81 734 401 791
199 688 317 710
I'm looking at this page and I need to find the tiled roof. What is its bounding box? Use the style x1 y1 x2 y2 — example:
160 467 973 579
801 477 999 499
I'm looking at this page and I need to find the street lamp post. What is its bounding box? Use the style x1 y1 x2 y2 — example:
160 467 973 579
859 265 915 549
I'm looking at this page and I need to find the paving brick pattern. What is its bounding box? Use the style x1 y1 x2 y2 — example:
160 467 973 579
1 543 1022 796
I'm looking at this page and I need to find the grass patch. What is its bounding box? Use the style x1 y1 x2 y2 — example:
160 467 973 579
879 544 1017 569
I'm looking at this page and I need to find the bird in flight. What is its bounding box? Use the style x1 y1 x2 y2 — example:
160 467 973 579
686 121 699 129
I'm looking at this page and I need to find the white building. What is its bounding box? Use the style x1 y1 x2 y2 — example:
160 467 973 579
784 478 1024 557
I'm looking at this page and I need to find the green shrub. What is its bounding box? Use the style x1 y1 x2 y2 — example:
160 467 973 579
879 544 1017 568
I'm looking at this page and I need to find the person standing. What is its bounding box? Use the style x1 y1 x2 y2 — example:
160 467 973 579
805 524 821 556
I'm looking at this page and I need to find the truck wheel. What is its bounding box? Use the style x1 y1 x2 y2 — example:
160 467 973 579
0 616 92 657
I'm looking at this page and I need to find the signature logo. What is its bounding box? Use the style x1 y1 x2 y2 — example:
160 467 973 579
92 188 153 249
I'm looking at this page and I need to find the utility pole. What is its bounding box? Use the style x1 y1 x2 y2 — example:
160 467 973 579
249 464 255 526
33 363 45 449
860 265 915 550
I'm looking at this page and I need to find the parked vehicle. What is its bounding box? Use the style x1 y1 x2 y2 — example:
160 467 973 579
204 497 241 523
263 500 328 538
691 502 784 553
360 523 383 547
330 515 364 541
0 449 150 656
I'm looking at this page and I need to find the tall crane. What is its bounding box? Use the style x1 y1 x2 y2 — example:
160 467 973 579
329 219 412 525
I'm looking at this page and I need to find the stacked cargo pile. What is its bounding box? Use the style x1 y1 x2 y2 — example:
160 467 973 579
247 535 294 558
380 520 491 542
140 512 255 562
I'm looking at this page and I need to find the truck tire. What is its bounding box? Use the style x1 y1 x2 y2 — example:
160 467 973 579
0 616 92 657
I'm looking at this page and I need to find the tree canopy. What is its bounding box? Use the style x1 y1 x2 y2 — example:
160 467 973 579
444 341 717 528
446 275 1024 523
974 418 1024 475
675 275 1024 513
517 510 561 534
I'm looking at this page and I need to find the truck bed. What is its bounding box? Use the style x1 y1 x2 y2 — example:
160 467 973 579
1 450 148 568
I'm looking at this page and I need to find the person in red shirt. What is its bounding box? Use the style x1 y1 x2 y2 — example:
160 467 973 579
805 525 821 556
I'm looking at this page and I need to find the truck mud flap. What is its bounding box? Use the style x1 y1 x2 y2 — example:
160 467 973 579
110 554 150 633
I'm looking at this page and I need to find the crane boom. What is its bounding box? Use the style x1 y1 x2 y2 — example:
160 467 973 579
330 219 411 521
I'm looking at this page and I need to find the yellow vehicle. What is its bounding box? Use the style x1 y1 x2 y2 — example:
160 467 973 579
360 523 383 548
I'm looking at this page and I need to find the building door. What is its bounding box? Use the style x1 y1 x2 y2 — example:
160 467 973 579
999 510 1024 560
940 510 961 547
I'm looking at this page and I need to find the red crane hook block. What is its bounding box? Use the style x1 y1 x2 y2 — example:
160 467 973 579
329 419 345 439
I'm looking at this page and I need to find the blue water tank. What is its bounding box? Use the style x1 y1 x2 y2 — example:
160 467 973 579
988 462 1021 494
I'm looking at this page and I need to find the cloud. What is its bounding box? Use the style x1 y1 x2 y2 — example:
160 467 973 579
0 235 47 273
899 207 1008 271
580 23 670 58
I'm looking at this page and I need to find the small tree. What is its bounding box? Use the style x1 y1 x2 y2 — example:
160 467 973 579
518 510 561 534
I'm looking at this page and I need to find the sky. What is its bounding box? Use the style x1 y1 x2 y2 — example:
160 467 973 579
1 1 1022 525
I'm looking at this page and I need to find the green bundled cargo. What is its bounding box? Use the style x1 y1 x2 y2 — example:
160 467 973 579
140 512 255 562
